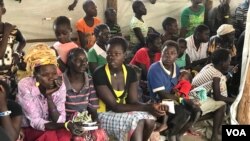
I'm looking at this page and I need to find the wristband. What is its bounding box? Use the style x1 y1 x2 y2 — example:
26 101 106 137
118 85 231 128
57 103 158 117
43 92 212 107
64 121 71 131
179 97 183 103
228 72 233 78
179 97 185 105
0 111 12 117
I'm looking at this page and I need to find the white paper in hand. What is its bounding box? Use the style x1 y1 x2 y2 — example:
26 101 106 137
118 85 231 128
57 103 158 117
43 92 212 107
162 99 175 114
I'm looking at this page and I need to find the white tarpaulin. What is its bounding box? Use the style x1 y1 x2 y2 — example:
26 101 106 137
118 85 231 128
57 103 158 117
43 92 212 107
4 0 241 40
230 6 250 125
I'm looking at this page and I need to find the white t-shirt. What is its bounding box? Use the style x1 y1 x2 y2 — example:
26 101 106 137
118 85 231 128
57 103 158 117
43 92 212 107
185 35 208 62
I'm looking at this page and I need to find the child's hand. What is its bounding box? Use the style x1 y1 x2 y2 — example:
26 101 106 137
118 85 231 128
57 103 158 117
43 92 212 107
190 99 201 106
172 88 178 93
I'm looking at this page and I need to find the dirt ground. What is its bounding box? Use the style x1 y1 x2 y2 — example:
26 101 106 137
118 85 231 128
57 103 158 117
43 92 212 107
159 120 223 141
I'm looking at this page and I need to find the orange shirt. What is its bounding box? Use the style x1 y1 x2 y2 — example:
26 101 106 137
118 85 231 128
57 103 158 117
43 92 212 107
76 17 101 49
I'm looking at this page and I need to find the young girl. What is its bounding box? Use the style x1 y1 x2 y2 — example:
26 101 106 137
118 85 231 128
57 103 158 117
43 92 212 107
64 48 108 141
175 38 191 70
93 37 166 141
52 16 78 74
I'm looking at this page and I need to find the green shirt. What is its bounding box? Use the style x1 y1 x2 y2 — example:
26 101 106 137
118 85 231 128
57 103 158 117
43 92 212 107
176 53 186 69
181 5 205 37
87 43 107 67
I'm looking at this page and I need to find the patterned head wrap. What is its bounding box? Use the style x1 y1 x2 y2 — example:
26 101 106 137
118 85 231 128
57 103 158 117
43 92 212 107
24 43 57 76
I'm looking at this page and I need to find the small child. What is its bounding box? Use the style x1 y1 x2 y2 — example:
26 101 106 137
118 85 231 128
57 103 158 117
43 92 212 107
175 38 191 69
52 16 78 74
0 0 26 99
76 0 101 51
173 71 193 99
105 8 122 37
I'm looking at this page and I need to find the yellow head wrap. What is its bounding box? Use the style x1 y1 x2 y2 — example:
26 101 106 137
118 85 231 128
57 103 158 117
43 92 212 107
24 43 57 76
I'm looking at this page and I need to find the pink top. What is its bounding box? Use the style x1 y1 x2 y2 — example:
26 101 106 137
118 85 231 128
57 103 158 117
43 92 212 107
130 47 161 71
16 77 66 131
53 41 78 63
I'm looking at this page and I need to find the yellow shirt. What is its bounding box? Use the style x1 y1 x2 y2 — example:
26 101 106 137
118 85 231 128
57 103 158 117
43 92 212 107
98 64 127 112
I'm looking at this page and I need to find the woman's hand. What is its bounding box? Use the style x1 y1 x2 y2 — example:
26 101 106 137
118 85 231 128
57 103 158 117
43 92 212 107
148 103 167 117
39 76 62 97
68 122 85 136
229 64 239 74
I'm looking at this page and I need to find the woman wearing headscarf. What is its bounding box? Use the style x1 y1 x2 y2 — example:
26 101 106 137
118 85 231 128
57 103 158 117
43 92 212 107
16 43 81 141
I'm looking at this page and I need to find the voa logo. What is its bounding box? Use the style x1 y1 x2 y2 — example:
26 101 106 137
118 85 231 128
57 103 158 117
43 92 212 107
226 129 246 136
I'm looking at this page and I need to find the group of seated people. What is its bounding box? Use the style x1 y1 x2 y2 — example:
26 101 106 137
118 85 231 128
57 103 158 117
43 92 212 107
0 0 246 141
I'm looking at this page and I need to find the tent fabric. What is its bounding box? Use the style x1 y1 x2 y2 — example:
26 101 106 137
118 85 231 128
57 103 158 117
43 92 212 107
230 6 250 125
4 0 241 40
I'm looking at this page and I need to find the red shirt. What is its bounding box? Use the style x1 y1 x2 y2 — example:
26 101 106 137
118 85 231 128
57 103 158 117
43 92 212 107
174 79 192 99
130 48 161 71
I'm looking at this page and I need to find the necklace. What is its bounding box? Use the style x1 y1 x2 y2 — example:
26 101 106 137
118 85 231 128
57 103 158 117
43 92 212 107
113 73 117 78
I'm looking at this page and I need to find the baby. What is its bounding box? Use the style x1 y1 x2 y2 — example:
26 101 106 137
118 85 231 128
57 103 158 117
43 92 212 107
173 71 193 99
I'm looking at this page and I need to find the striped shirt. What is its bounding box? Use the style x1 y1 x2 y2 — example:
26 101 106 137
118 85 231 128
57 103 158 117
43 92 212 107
108 23 121 37
63 71 99 120
190 63 228 97
235 6 248 31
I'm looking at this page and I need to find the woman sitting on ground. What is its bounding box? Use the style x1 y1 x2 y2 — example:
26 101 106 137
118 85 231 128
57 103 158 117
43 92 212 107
16 43 82 141
63 48 108 140
93 37 167 141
